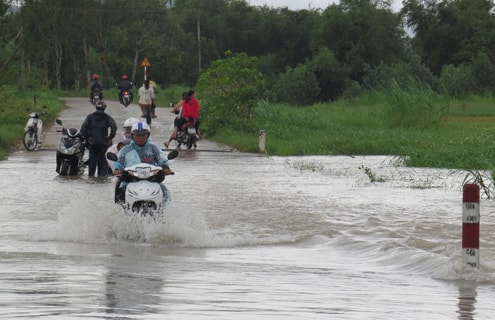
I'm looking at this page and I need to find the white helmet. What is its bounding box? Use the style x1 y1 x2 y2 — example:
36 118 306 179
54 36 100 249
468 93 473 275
131 121 151 135
123 117 140 130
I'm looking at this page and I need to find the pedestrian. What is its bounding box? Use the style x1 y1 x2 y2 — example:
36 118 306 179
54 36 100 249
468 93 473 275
138 79 155 118
148 76 159 118
80 101 117 177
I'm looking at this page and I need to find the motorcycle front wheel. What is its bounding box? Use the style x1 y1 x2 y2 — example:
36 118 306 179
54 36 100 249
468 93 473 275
59 159 70 176
23 129 38 151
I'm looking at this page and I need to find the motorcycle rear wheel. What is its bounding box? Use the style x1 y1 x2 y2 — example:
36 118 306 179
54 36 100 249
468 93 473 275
145 105 152 125
23 129 38 151
123 98 130 107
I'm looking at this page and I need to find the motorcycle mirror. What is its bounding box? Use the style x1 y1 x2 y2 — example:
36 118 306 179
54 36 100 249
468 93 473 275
167 150 179 160
56 119 63 125
106 152 118 161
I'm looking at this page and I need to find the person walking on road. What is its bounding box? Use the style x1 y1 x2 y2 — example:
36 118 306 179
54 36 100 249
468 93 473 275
80 101 117 177
138 79 155 118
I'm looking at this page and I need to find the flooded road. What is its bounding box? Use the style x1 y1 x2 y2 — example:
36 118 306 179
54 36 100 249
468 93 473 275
1 98 495 319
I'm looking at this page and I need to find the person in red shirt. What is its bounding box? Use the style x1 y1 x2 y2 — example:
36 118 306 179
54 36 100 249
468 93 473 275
164 90 201 148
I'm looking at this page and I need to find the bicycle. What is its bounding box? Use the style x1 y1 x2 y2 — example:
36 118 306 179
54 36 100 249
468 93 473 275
23 106 47 151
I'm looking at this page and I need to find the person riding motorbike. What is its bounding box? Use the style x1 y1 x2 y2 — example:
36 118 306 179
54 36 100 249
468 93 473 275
112 122 173 204
90 73 103 101
117 74 133 105
106 117 139 173
164 91 187 148
175 89 201 139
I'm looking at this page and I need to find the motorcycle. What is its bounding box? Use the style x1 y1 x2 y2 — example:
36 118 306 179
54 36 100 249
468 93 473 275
120 89 133 107
175 120 199 150
107 150 178 217
23 106 47 151
55 119 86 176
91 89 102 106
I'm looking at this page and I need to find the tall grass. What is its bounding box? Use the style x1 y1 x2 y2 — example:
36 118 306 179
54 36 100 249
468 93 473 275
210 89 495 171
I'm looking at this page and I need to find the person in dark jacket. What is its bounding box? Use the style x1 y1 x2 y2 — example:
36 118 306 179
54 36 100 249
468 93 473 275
80 101 117 177
90 73 103 101
117 74 133 105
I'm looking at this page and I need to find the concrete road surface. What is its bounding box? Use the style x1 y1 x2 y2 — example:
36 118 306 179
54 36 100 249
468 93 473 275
41 97 235 153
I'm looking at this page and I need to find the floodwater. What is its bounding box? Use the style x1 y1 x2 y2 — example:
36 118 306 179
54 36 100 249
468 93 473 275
1 98 495 319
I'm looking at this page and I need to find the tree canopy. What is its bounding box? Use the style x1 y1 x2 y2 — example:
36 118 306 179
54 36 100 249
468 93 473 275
1 0 495 105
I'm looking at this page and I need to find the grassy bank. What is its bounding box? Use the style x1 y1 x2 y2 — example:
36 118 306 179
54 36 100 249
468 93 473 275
209 93 495 171
0 87 65 160
2 86 495 172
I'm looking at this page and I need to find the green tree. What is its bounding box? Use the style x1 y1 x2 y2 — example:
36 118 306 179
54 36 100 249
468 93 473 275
196 51 265 135
316 0 405 84
272 63 320 106
402 0 495 75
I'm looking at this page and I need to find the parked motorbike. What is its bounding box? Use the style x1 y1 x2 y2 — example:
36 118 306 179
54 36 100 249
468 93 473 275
107 150 178 217
55 119 86 176
23 106 47 151
175 120 199 150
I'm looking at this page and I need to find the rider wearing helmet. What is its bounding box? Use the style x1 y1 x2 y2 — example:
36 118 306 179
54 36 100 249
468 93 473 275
117 74 133 105
90 73 103 101
106 117 139 173
123 117 140 139
80 101 117 177
112 121 173 203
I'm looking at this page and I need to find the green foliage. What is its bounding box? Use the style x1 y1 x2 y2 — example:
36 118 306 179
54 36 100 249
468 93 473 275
272 63 320 106
439 64 473 98
451 168 495 199
196 52 266 135
439 52 495 98
382 81 449 128
362 55 438 92
0 87 64 159
402 0 495 75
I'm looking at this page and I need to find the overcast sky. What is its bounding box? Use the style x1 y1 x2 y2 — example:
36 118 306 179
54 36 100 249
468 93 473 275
247 0 402 12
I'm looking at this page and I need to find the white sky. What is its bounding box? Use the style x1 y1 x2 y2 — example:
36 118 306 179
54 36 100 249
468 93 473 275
247 0 402 12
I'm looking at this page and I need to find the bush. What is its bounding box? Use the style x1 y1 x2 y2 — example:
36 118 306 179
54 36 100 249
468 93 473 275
272 63 320 106
196 52 266 135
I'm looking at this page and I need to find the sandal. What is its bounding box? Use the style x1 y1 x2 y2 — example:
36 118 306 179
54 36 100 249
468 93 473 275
164 142 169 148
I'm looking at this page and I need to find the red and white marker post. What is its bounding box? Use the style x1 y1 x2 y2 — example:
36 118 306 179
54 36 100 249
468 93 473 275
462 184 480 268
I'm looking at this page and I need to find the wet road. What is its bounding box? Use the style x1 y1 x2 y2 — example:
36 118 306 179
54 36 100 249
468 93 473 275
1 98 495 319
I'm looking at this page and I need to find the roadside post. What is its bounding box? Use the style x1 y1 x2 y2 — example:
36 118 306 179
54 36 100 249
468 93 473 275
462 183 480 268
259 130 266 153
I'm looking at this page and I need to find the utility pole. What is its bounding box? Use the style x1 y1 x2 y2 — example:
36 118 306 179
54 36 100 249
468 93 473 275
197 8 201 72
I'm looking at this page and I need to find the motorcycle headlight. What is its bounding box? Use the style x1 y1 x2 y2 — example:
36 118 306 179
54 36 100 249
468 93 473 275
129 167 159 179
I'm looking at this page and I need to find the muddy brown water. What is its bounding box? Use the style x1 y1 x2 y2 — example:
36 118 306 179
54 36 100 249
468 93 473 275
1 98 495 319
